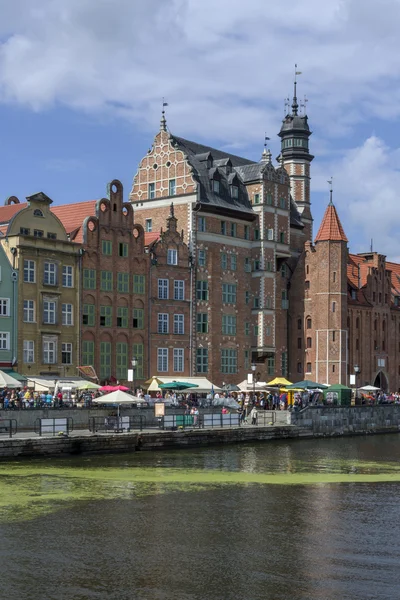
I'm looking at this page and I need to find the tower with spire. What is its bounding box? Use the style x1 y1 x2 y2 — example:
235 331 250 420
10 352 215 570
278 66 314 239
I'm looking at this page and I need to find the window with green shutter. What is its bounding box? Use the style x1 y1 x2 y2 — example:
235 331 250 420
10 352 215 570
100 271 113 291
133 308 144 329
100 342 111 379
132 343 144 378
100 306 112 327
116 342 128 379
102 240 112 255
133 274 145 294
117 272 129 293
117 307 128 328
82 340 94 365
83 269 96 290
82 303 95 326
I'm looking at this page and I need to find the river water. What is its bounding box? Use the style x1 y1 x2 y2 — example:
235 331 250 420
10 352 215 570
1 436 400 600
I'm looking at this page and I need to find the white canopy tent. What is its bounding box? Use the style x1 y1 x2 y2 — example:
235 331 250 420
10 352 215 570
146 376 221 394
27 377 96 392
236 379 269 392
94 390 143 416
0 370 21 388
359 385 381 392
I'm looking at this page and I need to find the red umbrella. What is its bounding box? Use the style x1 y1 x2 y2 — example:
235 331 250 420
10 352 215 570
100 385 130 392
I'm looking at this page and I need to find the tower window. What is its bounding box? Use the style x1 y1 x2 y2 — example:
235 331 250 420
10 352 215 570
332 302 336 312
254 193 260 204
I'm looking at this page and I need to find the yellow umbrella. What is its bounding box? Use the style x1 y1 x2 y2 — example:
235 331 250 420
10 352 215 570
266 377 293 387
144 376 164 386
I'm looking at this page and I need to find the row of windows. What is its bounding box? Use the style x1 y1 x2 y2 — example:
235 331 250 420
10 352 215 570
20 228 58 239
82 342 144 380
195 350 279 376
83 270 146 294
100 240 129 257
253 193 287 209
23 300 74 326
148 179 176 200
282 137 308 149
24 261 74 287
82 305 145 329
23 340 73 365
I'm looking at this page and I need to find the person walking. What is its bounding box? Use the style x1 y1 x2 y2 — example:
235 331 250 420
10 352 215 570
250 405 258 425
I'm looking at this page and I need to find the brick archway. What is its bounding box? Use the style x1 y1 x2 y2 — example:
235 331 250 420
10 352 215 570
373 370 389 392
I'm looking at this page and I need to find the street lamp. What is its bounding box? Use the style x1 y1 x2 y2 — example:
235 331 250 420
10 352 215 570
131 356 138 395
354 364 361 404
251 363 256 405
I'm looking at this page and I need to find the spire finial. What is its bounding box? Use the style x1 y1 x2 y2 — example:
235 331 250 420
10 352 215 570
261 133 271 162
292 64 302 115
160 97 168 131
327 177 333 204
170 202 175 218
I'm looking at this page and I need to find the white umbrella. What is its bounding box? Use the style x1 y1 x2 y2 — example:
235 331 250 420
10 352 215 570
359 385 380 392
0 370 22 388
94 390 143 416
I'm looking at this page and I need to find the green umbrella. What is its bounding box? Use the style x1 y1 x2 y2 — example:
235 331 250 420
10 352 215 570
77 382 101 390
286 380 328 390
159 381 199 390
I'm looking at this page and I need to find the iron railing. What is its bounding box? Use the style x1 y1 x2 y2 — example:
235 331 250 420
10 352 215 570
34 417 74 436
0 419 17 438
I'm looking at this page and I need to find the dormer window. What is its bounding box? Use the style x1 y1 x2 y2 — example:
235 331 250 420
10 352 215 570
213 180 220 194
231 185 239 199
33 209 44 217
167 249 178 265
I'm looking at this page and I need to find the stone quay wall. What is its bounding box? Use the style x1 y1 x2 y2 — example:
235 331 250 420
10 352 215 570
288 405 400 435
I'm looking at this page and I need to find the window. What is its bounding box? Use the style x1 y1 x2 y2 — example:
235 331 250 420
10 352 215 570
280 197 286 209
231 185 239 199
244 350 250 370
245 322 250 335
279 232 285 243
332 302 336 312
213 180 220 193
62 266 73 287
221 253 227 270
221 221 227 235
266 326 271 336
333 271 336 283
116 342 128 379
173 348 184 372
158 313 169 334
34 229 44 238
221 349 237 374
43 300 56 324
297 362 302 374
20 227 30 235
254 193 260 204
82 303 95 326
281 264 287 278
133 275 145 294
306 318 312 329
174 280 185 300
253 260 260 271
222 284 237 304
169 179 176 196
253 296 259 309
62 303 73 326
196 281 208 301
298 318 302 330
23 340 34 363
254 229 260 240
100 271 113 291
332 331 336 342
245 291 250 305
231 223 237 237
148 183 155 199
167 249 178 265
23 300 35 322
119 243 128 257
245 258 251 272
145 218 152 232
297 337 302 349
196 348 208 373
307 337 312 348
83 269 96 289
198 216 206 232
267 355 275 376
254 324 259 337
33 209 43 217
157 348 168 372
0 332 9 350
266 193 273 205
102 240 112 255
244 225 250 240
47 232 57 240
132 343 144 378
222 315 236 335
174 314 184 335
43 338 56 364
0 299 9 316
281 290 289 309
61 343 72 365
230 254 237 271
198 249 206 267
306 362 312 373
44 262 57 285
197 313 208 333
133 308 144 329
158 279 169 299
100 342 111 378
117 307 128 328
281 351 288 376
266 228 274 241
100 306 112 327
117 273 129 293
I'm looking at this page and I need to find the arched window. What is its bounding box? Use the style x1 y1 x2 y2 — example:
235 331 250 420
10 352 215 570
33 209 44 217
306 317 312 329
306 337 312 348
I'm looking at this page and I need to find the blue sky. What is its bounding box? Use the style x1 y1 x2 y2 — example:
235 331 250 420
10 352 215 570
1 0 400 258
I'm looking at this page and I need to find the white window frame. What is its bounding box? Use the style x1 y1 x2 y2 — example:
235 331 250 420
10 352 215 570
174 280 185 300
44 262 57 286
43 337 57 364
23 340 34 363
43 300 57 324
0 298 10 317
174 314 184 335
145 218 152 232
23 299 35 323
148 183 155 200
173 348 184 372
267 228 274 241
62 303 73 326
198 216 206 232
198 250 206 267
61 342 73 365
158 313 169 334
62 265 73 288
167 249 178 265
157 348 168 372
169 179 176 196
158 279 169 299
0 332 9 350
24 260 35 283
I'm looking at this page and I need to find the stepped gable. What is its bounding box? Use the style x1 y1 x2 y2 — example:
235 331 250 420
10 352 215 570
169 136 256 218
314 202 348 243
347 254 370 305
386 260 400 306
52 200 97 242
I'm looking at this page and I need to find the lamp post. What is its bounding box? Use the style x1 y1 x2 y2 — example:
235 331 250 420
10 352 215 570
131 356 138 395
354 364 361 404
251 363 256 405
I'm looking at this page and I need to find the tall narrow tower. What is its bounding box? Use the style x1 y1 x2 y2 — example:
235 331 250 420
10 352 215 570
278 74 314 239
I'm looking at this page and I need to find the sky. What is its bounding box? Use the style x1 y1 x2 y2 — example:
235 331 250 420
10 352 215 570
0 0 400 258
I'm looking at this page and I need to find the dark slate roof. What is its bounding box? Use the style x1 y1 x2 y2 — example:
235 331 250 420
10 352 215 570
290 197 304 229
279 114 311 134
170 135 255 216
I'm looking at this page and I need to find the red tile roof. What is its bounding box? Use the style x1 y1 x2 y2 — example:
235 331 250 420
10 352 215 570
144 231 161 246
315 203 348 243
52 200 97 235
0 202 27 224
